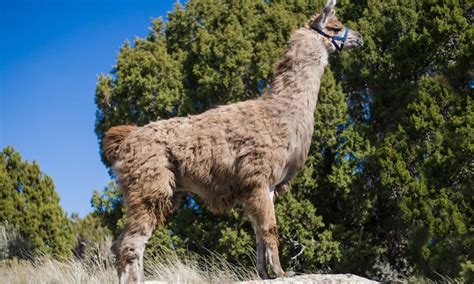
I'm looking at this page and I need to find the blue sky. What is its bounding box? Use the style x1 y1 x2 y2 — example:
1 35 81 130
1 0 177 217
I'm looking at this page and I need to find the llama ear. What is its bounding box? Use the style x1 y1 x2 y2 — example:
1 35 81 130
315 4 336 30
309 0 336 30
315 6 336 30
325 0 336 10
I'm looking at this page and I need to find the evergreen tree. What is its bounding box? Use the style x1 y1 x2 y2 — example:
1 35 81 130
91 181 125 237
0 146 75 258
94 0 473 280
70 212 112 260
332 0 473 279
71 213 111 247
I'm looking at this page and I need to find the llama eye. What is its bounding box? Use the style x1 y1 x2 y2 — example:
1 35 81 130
331 27 342 32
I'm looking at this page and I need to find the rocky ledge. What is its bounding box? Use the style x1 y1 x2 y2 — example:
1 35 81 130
238 274 378 283
145 274 378 284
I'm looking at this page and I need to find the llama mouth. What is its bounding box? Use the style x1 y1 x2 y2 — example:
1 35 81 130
345 38 364 48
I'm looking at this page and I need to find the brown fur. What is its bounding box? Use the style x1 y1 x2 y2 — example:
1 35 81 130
103 1 363 282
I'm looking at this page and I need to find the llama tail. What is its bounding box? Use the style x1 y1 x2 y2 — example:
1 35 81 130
102 125 138 164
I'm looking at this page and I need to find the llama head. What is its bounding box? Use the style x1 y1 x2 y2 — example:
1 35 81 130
307 0 363 52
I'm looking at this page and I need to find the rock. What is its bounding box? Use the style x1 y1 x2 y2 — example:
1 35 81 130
238 274 379 283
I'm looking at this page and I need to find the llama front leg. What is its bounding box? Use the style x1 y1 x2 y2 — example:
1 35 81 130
245 187 289 279
253 230 270 279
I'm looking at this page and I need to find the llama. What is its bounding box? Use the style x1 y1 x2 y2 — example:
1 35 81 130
103 0 363 282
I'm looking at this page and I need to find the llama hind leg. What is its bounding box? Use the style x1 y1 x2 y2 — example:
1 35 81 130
113 192 173 284
112 221 154 284
113 164 175 283
244 187 288 279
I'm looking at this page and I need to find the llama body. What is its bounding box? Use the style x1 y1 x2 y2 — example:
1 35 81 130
115 42 324 213
104 1 363 282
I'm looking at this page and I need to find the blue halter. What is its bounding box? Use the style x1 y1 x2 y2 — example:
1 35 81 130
314 27 350 51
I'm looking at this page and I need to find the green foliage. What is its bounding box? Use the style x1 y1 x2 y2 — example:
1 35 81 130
0 146 75 258
460 260 474 283
93 0 473 281
333 0 474 280
91 181 125 237
71 213 111 245
70 212 113 263
275 192 341 272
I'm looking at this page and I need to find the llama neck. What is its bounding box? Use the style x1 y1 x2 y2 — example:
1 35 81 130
262 29 330 168
264 29 329 114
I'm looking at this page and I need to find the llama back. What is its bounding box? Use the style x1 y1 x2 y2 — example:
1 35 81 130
156 100 290 194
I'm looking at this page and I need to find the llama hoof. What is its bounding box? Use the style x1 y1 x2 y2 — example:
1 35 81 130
275 271 296 278
284 271 296 277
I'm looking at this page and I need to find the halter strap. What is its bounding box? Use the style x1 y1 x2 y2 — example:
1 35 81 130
314 27 350 51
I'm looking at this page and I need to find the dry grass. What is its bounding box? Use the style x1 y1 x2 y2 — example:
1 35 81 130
145 250 258 283
0 244 257 283
0 224 257 283
0 257 117 284
0 252 257 284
